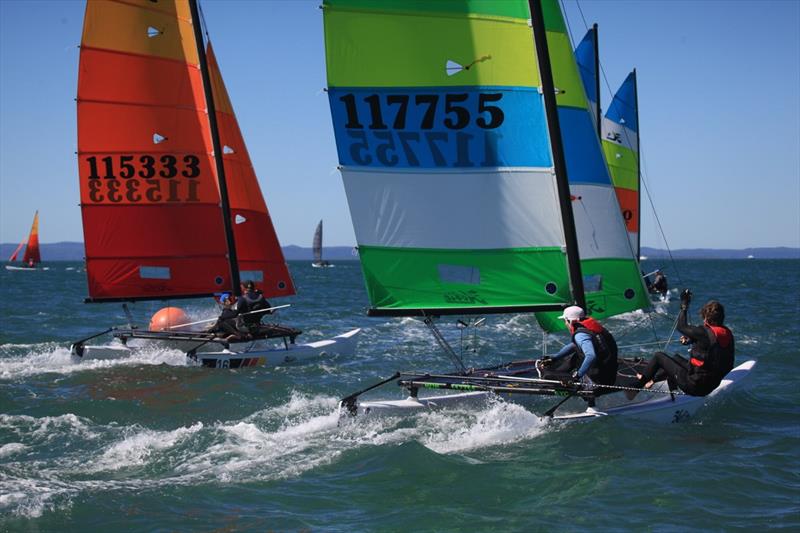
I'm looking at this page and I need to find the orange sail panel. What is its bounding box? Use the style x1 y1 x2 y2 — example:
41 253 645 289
76 0 292 300
21 211 40 265
207 45 294 298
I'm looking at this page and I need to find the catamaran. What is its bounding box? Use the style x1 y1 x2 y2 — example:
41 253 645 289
323 0 753 420
5 211 42 271
311 220 333 268
69 0 358 367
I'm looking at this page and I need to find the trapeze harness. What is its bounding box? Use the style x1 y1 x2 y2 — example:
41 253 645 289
571 318 619 386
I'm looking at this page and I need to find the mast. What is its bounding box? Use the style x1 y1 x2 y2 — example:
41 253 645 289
593 23 601 139
188 0 241 296
529 0 586 310
633 68 641 260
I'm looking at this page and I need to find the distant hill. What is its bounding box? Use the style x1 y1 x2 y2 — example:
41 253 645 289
1 242 796 262
0 242 359 262
640 246 799 260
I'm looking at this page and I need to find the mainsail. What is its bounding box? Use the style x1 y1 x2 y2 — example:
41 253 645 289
602 71 641 257
313 220 323 264
534 6 649 332
9 211 40 266
22 211 41 266
323 0 584 316
77 0 293 302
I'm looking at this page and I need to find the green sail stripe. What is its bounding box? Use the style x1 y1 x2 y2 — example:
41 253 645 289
324 0 531 20
324 8 539 88
541 0 568 34
602 141 639 190
358 245 571 311
548 31 589 110
535 257 651 332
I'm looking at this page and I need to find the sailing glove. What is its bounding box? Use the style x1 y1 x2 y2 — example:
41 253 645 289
680 289 692 310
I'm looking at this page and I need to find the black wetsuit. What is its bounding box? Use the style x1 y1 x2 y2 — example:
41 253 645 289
652 274 668 297
639 307 734 396
236 290 271 330
208 306 241 337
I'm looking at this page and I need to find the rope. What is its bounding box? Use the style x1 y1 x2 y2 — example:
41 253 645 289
593 382 686 396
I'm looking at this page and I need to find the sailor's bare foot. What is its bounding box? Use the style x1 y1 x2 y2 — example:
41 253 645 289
636 373 643 380
643 380 654 389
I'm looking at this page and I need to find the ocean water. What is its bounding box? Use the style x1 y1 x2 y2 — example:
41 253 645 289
0 259 798 531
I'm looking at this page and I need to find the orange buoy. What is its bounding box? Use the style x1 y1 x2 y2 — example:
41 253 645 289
149 307 191 331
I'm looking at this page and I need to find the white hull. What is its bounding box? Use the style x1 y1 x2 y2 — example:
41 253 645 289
343 360 756 423
73 328 361 368
5 265 37 271
311 263 335 268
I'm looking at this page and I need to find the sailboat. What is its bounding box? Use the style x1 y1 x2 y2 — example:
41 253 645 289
5 211 41 271
574 26 668 302
323 0 753 420
69 0 358 367
311 220 333 267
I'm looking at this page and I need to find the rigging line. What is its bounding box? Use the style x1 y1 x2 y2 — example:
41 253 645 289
560 0 577 49
639 158 683 285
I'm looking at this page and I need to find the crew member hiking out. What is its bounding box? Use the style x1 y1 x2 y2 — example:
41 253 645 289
652 269 668 298
637 290 735 396
537 306 619 389
235 280 272 332
207 293 247 342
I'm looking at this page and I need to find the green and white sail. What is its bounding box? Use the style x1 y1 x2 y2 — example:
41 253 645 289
602 71 641 258
534 4 649 331
323 0 579 316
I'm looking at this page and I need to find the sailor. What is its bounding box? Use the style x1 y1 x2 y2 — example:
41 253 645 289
652 269 668 298
207 292 246 341
538 306 619 388
235 280 272 331
637 290 735 396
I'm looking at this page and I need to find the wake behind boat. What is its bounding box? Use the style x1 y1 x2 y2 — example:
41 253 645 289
70 0 357 367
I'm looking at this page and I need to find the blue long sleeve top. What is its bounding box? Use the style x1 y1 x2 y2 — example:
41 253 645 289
551 332 596 378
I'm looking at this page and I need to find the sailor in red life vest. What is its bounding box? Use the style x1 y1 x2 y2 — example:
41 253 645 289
637 290 735 396
537 305 619 388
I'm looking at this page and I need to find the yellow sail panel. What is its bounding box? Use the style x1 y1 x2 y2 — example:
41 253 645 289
81 0 198 65
324 7 539 88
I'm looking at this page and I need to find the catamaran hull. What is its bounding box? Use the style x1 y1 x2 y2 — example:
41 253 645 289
342 360 755 423
5 265 37 271
72 328 361 367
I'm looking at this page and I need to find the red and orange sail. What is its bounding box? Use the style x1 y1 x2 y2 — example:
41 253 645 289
77 0 293 301
21 211 41 266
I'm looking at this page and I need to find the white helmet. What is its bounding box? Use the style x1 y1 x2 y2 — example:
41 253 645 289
557 305 585 321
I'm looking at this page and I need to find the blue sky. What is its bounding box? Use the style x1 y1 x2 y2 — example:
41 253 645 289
1 0 798 249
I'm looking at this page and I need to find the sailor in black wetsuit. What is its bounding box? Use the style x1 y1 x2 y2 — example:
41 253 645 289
652 270 668 298
207 293 246 341
637 290 735 396
235 280 272 333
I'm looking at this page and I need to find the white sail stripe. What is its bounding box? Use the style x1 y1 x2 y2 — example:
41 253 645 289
341 168 567 250
601 117 638 153
570 184 637 260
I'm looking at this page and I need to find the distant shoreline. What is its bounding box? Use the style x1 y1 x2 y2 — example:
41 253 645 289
1 242 798 261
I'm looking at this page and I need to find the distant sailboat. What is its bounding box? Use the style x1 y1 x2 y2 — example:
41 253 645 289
311 220 333 267
5 211 41 271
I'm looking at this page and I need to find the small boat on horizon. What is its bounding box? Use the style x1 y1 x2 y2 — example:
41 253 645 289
5 211 41 271
311 219 334 268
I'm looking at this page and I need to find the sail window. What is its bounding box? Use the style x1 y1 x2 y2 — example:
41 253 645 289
139 266 170 280
152 133 167 144
240 270 264 282
545 282 558 295
147 27 163 39
278 281 287 290
215 276 224 285
223 145 235 154
624 288 636 300
584 274 603 293
234 214 246 224
438 264 480 285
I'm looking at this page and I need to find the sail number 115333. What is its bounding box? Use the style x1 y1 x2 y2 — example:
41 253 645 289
84 154 201 203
